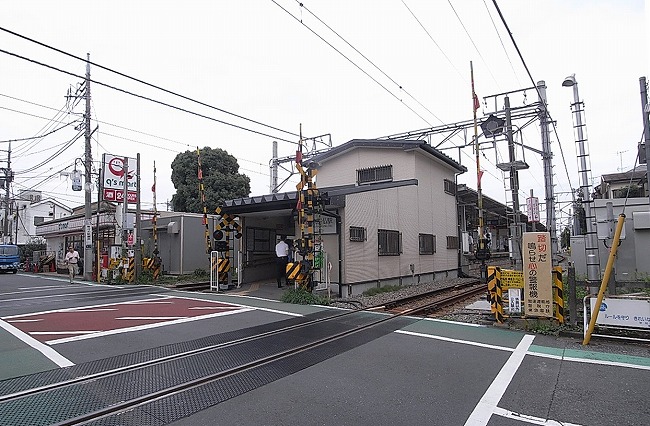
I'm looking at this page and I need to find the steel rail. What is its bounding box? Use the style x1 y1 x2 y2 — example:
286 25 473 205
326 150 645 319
53 294 473 425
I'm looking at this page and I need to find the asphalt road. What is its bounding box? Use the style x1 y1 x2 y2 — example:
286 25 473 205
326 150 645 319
1 273 648 425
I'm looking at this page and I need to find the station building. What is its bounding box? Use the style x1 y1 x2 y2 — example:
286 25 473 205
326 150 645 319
221 139 470 296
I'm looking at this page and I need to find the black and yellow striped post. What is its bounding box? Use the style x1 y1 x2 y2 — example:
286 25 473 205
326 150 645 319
487 266 498 313
122 257 135 283
494 268 504 323
487 266 504 323
218 258 230 284
553 266 564 324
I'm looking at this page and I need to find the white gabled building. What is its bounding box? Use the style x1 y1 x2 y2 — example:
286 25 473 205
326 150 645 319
221 139 467 296
312 139 466 295
9 190 72 245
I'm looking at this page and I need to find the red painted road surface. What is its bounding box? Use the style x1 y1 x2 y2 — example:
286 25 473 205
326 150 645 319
3 296 246 343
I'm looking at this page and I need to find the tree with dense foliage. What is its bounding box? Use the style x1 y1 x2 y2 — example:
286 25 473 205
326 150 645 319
170 147 250 212
560 226 571 250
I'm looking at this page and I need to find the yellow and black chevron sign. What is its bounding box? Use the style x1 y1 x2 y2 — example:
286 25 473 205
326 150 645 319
553 266 564 324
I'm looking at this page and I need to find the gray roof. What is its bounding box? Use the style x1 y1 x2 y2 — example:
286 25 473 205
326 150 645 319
310 139 466 173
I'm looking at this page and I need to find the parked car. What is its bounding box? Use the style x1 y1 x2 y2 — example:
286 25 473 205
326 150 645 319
0 244 20 274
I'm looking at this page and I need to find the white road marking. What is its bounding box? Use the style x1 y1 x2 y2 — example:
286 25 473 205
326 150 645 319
46 308 254 345
69 308 119 312
396 330 515 352
116 316 186 320
2 295 173 319
6 319 42 323
0 319 74 367
170 294 304 317
464 334 535 426
423 317 486 327
530 351 650 371
30 331 101 335
188 306 240 310
493 407 583 426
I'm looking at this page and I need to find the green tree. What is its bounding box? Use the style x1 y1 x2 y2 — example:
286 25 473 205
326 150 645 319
171 147 250 212
560 226 571 249
573 188 586 235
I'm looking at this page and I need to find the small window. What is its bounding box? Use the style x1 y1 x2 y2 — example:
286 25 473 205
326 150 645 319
446 235 459 249
444 179 456 195
419 233 436 255
349 226 367 242
34 216 45 226
378 229 401 256
357 165 393 185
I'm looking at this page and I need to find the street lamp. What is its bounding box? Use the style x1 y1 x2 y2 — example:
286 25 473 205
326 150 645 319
562 74 600 287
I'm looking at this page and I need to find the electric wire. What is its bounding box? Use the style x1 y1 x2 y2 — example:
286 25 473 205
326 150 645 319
0 26 299 139
270 0 434 127
15 128 84 175
491 0 575 203
0 48 298 145
296 0 445 125
446 0 500 89
400 0 465 82
481 0 521 86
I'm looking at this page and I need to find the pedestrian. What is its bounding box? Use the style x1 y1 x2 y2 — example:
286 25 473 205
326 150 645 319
65 245 80 283
275 236 289 288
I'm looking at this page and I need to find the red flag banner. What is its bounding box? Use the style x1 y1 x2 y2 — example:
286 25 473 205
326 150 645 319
477 169 484 186
473 93 480 112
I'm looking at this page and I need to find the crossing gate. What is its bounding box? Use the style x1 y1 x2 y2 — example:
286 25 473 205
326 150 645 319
488 266 564 323
122 257 135 283
210 251 229 291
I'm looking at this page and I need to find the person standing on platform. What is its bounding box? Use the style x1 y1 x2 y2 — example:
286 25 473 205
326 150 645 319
275 236 289 288
65 245 79 284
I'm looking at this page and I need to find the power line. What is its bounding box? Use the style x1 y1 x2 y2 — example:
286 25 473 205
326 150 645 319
0 47 299 145
296 0 446 125
270 0 434 127
400 0 465 82
491 0 575 201
446 0 500 89
481 0 521 86
0 26 300 140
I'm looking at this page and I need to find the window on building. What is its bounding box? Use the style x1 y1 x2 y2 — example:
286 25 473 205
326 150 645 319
446 235 459 249
444 179 456 195
357 165 393 185
419 233 436 255
34 216 45 226
378 229 401 256
245 227 276 253
349 226 367 242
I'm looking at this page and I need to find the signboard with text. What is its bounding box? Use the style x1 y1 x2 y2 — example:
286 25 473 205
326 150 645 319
102 154 137 203
526 197 540 222
523 232 553 318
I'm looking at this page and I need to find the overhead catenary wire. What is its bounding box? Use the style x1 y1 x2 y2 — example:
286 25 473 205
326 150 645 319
271 0 434 127
491 0 575 203
295 0 446 126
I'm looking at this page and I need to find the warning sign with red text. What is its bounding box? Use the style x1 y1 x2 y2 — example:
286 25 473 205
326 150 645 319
523 232 553 318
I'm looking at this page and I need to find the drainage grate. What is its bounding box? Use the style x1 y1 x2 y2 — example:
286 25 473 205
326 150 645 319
0 310 378 425
0 310 337 398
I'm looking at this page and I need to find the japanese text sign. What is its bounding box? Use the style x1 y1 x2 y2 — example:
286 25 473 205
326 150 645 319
523 232 553 318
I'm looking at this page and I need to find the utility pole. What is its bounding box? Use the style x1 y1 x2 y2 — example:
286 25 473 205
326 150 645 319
3 142 11 244
122 156 129 258
504 96 522 269
537 81 558 262
83 53 93 281
135 153 141 280
639 77 650 202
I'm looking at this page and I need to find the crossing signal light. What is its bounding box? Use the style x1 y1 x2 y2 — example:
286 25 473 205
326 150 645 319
213 229 228 252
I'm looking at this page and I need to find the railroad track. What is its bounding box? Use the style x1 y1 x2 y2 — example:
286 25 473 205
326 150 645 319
0 293 474 426
383 281 485 316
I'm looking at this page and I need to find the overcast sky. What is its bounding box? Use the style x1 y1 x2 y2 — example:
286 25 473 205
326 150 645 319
1 1 648 230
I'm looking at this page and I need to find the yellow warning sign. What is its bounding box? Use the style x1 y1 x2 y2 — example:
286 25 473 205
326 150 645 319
500 269 524 289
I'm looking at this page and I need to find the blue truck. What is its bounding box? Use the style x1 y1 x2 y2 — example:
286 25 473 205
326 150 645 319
0 244 20 274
